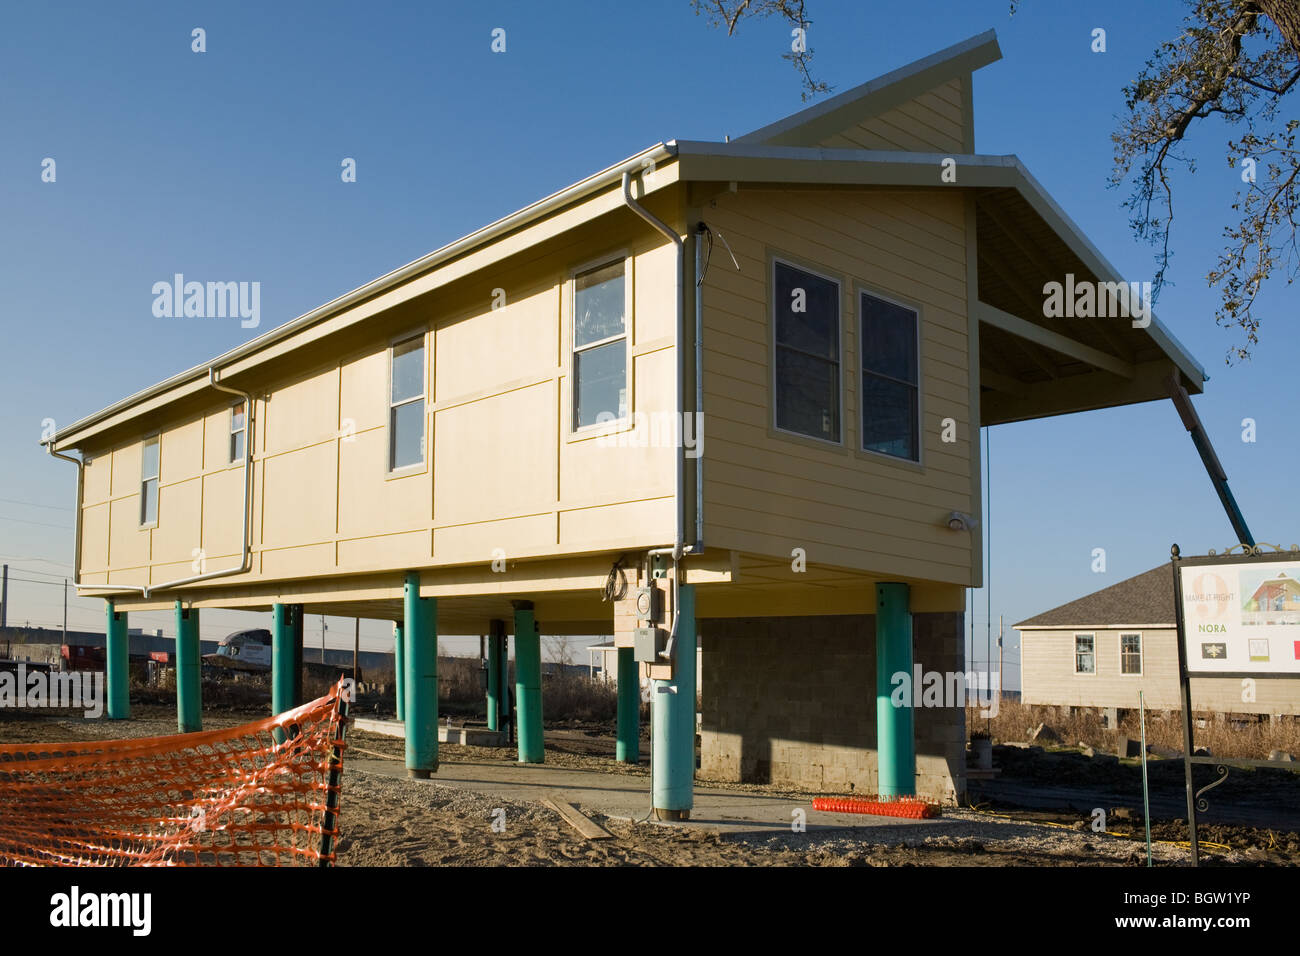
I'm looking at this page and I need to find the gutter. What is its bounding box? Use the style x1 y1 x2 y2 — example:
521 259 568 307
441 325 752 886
43 366 257 599
50 142 680 452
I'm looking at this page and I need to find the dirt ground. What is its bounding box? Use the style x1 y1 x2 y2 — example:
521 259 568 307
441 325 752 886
5 702 1296 867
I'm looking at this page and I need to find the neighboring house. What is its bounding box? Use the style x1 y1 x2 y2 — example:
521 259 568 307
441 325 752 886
1017 566 1300 718
43 31 1214 806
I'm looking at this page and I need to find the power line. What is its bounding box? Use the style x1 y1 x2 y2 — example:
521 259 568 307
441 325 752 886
0 514 72 531
0 496 72 513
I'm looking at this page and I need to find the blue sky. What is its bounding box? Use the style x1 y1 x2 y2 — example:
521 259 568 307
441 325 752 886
1 2 1295 681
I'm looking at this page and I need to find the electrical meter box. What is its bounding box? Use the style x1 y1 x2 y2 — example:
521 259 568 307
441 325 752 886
633 626 665 663
634 586 662 623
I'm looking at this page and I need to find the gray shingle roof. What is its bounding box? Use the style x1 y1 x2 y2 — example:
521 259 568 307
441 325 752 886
1015 564 1175 628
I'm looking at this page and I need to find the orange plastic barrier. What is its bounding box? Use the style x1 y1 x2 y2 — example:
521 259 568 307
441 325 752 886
811 795 941 819
0 679 350 866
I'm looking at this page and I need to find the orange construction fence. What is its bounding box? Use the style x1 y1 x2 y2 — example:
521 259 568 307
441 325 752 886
0 679 350 866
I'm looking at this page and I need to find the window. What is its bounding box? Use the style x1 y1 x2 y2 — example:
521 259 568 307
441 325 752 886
1074 633 1096 674
572 260 627 429
1120 633 1142 675
388 335 426 471
140 436 159 526
229 402 246 463
860 291 919 460
773 260 840 442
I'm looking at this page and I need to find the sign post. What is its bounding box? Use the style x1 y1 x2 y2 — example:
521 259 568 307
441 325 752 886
1170 542 1300 865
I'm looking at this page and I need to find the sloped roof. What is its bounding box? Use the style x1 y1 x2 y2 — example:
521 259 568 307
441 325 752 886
734 30 1000 147
1016 565 1175 629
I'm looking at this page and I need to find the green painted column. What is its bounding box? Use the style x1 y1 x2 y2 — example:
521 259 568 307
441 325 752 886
271 603 294 717
393 622 405 722
403 572 438 777
289 604 304 706
875 582 915 798
174 601 201 733
105 601 129 720
486 619 504 732
616 647 639 763
513 602 543 763
652 583 696 818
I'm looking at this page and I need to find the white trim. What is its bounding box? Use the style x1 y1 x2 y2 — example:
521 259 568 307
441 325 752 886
1118 631 1143 677
1073 632 1097 676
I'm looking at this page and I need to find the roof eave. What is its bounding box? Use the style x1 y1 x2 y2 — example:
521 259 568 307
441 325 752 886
48 141 679 452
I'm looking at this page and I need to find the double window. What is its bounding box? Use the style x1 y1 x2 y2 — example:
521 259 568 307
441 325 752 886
771 260 921 459
140 436 159 526
389 334 426 471
572 260 628 430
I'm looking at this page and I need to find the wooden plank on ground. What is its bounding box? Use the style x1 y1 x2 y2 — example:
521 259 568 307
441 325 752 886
542 797 614 840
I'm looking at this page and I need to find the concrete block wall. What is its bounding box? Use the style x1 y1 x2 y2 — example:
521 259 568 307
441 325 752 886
699 612 965 804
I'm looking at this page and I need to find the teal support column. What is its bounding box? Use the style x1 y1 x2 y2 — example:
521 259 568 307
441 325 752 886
393 622 405 721
616 647 639 763
174 601 201 733
486 619 504 732
403 572 438 777
513 602 543 763
875 582 915 798
271 603 294 717
105 601 129 720
289 604 304 706
652 583 696 819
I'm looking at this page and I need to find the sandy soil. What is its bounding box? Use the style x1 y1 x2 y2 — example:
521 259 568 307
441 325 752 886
3 707 1294 866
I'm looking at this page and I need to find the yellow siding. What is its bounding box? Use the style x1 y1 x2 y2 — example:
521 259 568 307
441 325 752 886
78 213 682 588
818 79 966 153
699 186 974 585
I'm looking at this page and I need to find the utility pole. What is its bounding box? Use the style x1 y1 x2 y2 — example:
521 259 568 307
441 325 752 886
998 614 1004 709
62 579 68 643
1 564 7 629
320 615 327 664
353 617 360 682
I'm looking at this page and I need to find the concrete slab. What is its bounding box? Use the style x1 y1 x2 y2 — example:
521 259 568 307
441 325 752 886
349 757 955 836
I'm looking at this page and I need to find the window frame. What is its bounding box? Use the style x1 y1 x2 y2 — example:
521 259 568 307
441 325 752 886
855 284 923 465
228 401 246 465
1074 632 1097 675
1119 631 1143 676
568 252 633 438
139 434 160 529
385 329 429 477
769 255 845 448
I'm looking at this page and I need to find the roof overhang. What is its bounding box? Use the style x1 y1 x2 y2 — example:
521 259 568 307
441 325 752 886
672 141 1207 423
52 139 1209 449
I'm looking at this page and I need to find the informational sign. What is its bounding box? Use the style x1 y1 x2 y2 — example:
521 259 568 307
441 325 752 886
1178 557 1300 675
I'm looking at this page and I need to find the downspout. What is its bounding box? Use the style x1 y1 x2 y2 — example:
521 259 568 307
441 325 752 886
621 170 693 653
43 366 257 599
